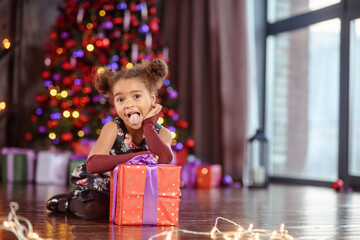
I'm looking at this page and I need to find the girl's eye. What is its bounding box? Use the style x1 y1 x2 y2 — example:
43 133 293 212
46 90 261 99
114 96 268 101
135 94 141 99
117 98 124 102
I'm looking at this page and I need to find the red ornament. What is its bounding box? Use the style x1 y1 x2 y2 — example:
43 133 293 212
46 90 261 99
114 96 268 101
61 132 73 142
72 97 80 107
149 7 157 15
103 4 114 11
176 120 189 129
98 54 108 65
82 87 92 94
25 132 33 141
62 62 72 70
47 120 58 128
50 98 58 106
80 96 90 106
113 17 123 24
35 94 47 104
102 38 110 47
78 24 86 31
132 20 140 27
42 71 51 79
138 52 145 61
72 119 83 128
181 121 189 129
80 114 90 122
65 39 77 49
332 179 344 190
130 3 137 11
96 39 103 47
49 32 58 40
121 43 129 51
63 76 72 85
30 115 38 122
61 101 69 109
185 139 195 148
167 109 175 117
149 20 159 33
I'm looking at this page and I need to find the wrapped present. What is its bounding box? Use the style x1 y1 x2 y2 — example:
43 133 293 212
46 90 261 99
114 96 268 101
110 154 181 226
195 164 222 188
36 150 71 185
173 147 188 165
180 158 201 188
71 139 96 155
68 154 87 185
1 147 36 183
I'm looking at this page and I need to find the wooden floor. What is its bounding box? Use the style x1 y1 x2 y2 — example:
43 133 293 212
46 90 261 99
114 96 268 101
0 183 360 240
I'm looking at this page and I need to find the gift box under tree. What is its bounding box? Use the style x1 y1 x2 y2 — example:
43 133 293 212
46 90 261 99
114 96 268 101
195 164 222 188
180 158 201 188
36 150 71 185
71 139 96 155
110 154 181 226
1 147 36 183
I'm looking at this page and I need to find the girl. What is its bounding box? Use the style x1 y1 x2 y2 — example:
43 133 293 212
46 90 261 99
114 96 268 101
46 59 173 219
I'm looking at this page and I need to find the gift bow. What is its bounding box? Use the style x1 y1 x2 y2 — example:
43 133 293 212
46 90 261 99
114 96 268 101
112 154 158 225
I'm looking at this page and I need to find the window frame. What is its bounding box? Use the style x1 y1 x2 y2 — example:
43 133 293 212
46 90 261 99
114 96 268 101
264 0 360 189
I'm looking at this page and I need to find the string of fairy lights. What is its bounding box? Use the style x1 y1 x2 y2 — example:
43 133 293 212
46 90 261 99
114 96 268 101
148 217 304 240
1 201 325 240
0 202 47 240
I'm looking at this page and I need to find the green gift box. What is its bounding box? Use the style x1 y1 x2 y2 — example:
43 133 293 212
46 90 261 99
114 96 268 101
1 148 36 183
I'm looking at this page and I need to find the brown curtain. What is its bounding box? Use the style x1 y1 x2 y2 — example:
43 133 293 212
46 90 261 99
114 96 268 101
161 0 248 180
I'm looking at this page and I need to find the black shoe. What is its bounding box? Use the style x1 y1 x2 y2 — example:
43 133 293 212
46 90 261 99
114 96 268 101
46 193 71 212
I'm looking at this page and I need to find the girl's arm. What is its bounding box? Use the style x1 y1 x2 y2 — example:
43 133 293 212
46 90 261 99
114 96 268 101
86 121 150 173
142 113 173 164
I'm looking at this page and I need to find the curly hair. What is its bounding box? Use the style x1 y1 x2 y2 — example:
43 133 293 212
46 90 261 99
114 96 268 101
94 59 168 102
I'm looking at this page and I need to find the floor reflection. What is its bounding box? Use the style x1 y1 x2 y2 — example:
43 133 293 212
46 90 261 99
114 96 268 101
1 183 360 239
109 224 178 240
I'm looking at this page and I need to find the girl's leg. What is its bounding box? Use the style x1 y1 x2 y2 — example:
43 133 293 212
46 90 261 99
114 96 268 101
68 197 109 219
47 191 109 219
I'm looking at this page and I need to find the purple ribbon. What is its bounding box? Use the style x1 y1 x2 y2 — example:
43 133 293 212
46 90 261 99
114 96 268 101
1 147 36 182
69 154 87 161
112 154 158 225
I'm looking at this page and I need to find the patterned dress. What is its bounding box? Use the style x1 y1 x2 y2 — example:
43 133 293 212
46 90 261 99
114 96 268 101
70 117 163 202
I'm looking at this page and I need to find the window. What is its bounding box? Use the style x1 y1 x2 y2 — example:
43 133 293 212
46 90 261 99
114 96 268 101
267 19 340 181
268 0 340 23
266 0 360 187
349 18 360 177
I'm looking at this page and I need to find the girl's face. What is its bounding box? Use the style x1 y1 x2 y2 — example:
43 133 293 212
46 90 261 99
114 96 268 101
112 78 156 130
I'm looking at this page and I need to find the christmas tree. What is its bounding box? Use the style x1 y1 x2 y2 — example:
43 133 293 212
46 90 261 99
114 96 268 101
26 0 194 154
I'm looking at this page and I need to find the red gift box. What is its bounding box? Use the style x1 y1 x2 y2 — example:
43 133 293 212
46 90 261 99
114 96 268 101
110 155 181 226
195 164 222 188
174 147 188 165
71 139 96 155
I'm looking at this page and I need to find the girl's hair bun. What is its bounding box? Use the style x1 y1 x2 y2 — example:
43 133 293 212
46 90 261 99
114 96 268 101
94 67 116 96
146 59 168 80
144 59 168 90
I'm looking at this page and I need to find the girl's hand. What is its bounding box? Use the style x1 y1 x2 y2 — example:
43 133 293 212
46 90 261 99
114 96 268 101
144 103 162 120
153 154 159 162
